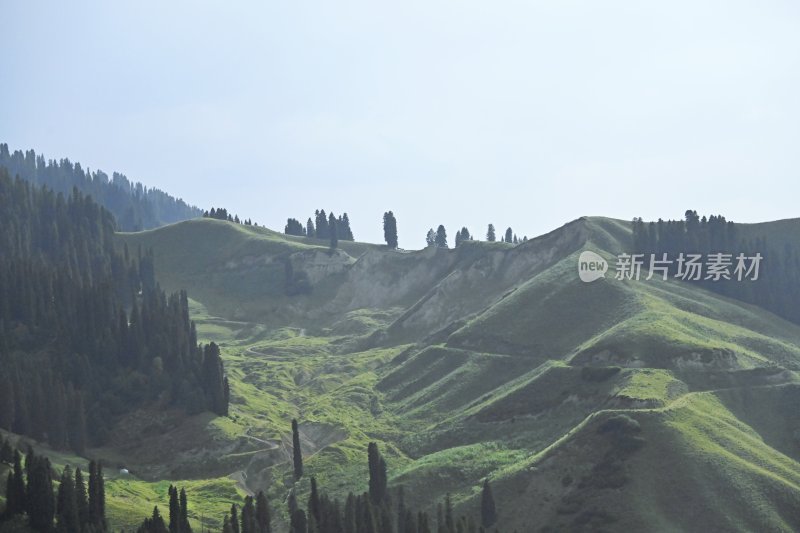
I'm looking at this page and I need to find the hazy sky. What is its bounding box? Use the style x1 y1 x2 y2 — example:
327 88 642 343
3 1 800 247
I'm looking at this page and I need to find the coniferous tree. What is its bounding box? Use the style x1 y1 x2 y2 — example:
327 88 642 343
137 506 169 533
504 228 513 244
486 224 496 242
230 504 240 533
367 442 388 506
0 437 12 464
285 218 305 236
56 465 80 533
292 419 303 480
290 509 307 533
27 455 55 532
75 467 89 529
308 477 321 525
329 213 339 252
255 491 271 533
383 211 399 249
169 486 181 533
435 226 448 249
0 375 14 431
426 229 436 247
306 218 316 238
222 515 234 533
88 460 106 531
480 479 497 528
241 496 256 533
444 494 454 533
338 213 355 241
179 488 191 533
6 449 26 517
315 210 329 240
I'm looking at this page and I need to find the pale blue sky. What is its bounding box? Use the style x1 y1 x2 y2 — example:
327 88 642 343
2 1 800 246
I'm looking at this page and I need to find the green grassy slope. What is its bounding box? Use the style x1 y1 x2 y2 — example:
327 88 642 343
103 215 800 532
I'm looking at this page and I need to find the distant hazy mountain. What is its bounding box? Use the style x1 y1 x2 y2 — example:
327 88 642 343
0 143 201 231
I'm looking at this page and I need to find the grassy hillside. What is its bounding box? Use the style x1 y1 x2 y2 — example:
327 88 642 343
103 215 800 531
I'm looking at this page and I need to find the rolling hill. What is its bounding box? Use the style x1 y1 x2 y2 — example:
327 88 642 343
100 215 800 531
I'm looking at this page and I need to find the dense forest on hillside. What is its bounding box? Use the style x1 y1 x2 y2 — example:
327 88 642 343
0 168 228 452
632 210 800 323
0 144 201 231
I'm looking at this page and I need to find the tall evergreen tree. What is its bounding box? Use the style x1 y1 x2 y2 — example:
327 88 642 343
289 509 307 533
169 486 181 533
292 419 303 480
480 479 497 528
486 224 496 242
426 229 436 247
241 496 256 533
504 227 513 244
435 225 448 249
315 210 329 240
88 460 106 531
255 491 271 533
27 455 55 532
6 449 26 517
230 504 240 533
306 218 316 238
338 213 355 241
75 467 89 529
383 211 399 249
367 442 388 506
56 465 80 533
308 477 321 525
329 212 339 251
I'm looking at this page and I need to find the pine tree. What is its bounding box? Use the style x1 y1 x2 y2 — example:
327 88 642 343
88 460 106 531
241 496 256 533
284 218 305 236
6 450 26 516
230 504 240 533
57 465 80 533
27 455 55 532
169 485 181 533
0 436 12 464
292 419 303 480
329 212 338 252
179 488 191 533
444 494 454 533
306 218 316 238
315 210 329 240
255 491 271 533
290 509 307 533
339 213 355 241
504 227 513 244
368 442 387 506
435 225 448 249
75 467 89 529
383 211 399 249
222 515 234 533
308 477 321 524
480 479 497 528
426 229 436 247
486 224 496 242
